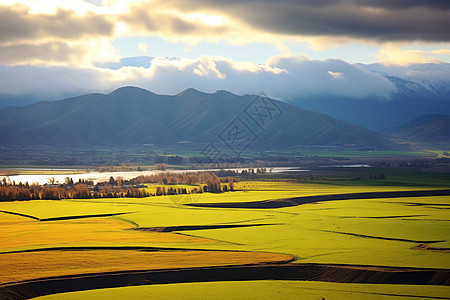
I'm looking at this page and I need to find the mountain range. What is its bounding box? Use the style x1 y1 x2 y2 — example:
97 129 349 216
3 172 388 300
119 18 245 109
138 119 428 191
0 87 398 150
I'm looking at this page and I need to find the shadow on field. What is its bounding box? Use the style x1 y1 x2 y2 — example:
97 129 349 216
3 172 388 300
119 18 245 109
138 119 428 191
1 261 449 299
134 223 279 232
321 230 445 244
0 210 131 221
185 189 450 209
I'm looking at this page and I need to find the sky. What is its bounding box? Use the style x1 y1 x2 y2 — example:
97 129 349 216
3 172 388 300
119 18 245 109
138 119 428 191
1 0 449 100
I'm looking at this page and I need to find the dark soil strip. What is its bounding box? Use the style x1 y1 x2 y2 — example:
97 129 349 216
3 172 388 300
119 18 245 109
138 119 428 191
400 202 450 207
40 212 131 222
0 246 254 255
185 189 450 209
397 202 450 209
413 244 450 252
341 214 427 219
0 211 130 222
1 263 449 300
364 214 427 219
0 210 40 220
322 230 445 244
135 223 278 232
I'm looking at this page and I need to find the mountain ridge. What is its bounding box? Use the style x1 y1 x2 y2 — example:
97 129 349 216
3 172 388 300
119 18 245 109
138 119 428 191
0 87 400 150
383 114 450 146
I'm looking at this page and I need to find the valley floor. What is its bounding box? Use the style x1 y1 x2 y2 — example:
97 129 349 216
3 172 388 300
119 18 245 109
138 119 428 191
0 170 449 299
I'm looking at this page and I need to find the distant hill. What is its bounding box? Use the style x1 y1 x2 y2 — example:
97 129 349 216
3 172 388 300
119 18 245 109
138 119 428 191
382 114 450 146
0 87 399 150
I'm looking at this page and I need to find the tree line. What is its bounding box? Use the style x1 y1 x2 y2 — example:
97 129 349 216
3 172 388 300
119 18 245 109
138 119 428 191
0 178 149 201
0 171 239 201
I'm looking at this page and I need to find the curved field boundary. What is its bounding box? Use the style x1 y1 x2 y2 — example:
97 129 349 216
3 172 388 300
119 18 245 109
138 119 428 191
0 210 39 220
185 189 450 209
0 210 131 221
0 246 272 255
321 230 444 244
1 263 449 299
134 223 278 232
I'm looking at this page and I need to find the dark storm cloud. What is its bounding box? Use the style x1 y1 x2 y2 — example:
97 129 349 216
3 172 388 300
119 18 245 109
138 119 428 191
164 0 450 42
358 0 450 10
0 4 114 44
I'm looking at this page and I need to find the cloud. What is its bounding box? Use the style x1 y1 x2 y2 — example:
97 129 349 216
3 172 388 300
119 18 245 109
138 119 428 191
431 49 450 55
1 1 449 67
0 39 119 65
0 64 116 96
0 55 397 101
117 2 237 43
264 55 396 99
161 0 450 43
0 4 114 44
357 0 450 10
376 44 441 65
0 3 117 65
361 62 450 94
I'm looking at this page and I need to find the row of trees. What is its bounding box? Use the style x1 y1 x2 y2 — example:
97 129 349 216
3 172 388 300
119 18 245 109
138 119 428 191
0 183 149 201
0 171 239 201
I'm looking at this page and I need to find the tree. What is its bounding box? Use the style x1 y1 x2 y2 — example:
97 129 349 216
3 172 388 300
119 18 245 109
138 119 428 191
65 177 74 186
155 163 166 171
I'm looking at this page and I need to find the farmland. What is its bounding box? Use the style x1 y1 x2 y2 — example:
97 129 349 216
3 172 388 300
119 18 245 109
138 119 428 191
0 168 449 299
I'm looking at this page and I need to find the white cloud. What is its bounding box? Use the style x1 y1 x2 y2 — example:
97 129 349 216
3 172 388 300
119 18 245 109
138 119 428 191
431 49 450 55
0 55 397 100
376 44 441 66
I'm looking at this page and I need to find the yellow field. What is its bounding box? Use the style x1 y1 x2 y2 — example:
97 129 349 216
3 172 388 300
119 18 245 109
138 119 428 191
0 180 449 299
0 250 292 285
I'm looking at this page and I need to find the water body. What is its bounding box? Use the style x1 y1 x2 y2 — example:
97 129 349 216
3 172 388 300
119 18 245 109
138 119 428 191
0 167 306 185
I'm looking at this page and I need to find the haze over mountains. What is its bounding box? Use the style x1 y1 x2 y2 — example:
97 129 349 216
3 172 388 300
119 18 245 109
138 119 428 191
0 87 398 150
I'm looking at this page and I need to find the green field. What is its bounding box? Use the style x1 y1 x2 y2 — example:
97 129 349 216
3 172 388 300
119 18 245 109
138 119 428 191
0 168 449 299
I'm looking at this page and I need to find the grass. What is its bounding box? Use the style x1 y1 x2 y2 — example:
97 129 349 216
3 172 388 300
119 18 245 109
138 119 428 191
291 167 450 187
